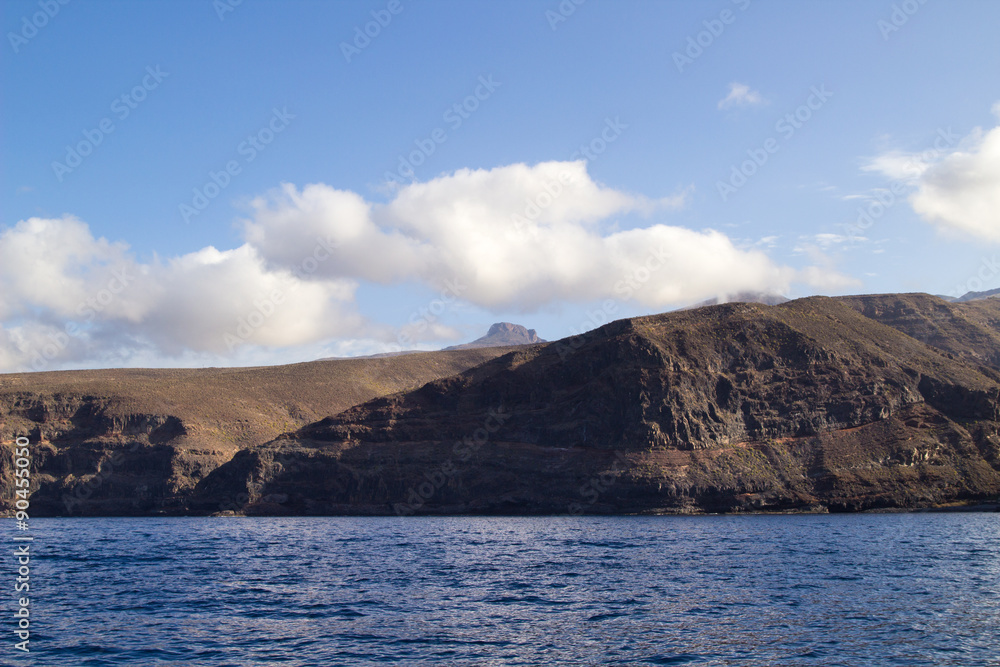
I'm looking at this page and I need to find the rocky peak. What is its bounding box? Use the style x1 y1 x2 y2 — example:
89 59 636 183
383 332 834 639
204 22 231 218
485 322 542 342
445 322 545 350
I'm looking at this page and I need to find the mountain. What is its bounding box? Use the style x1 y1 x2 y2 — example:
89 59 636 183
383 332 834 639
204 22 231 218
5 293 1000 516
0 347 522 516
186 293 1000 516
953 287 1000 303
837 293 1000 371
444 322 545 349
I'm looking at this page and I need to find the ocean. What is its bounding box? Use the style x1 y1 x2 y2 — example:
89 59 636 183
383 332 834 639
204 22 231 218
11 514 1000 665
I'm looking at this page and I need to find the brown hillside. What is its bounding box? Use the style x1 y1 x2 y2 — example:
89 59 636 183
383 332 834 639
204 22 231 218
838 293 1000 373
0 347 520 515
187 295 1000 516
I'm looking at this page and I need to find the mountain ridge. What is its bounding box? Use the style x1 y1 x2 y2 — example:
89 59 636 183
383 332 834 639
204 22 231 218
188 293 1000 516
5 292 1000 516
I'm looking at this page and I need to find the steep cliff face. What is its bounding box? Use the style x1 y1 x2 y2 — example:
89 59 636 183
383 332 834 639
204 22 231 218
0 348 520 515
189 296 1000 515
6 294 1000 516
839 293 1000 372
0 393 204 515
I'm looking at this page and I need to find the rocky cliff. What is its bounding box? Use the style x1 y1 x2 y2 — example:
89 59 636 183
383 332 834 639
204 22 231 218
187 294 1000 516
444 322 545 349
0 348 517 515
5 294 1000 516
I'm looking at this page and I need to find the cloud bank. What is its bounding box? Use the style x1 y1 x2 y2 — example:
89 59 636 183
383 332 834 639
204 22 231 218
1 161 848 371
863 103 1000 242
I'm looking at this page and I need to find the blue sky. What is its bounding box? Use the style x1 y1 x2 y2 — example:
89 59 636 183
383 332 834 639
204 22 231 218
2 0 999 371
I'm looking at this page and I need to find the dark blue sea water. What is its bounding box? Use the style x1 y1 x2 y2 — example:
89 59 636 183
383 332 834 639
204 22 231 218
8 514 999 666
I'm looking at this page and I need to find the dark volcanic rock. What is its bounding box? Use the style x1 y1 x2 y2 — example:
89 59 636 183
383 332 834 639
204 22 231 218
189 295 1000 516
8 293 1000 516
839 293 1000 373
0 348 519 516
445 322 545 350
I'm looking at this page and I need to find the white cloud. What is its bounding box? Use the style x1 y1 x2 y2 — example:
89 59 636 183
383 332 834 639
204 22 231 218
718 83 765 110
244 161 842 310
795 265 861 290
861 151 934 181
790 242 863 291
0 161 852 371
0 217 363 371
862 104 1000 242
803 233 866 248
910 126 1000 242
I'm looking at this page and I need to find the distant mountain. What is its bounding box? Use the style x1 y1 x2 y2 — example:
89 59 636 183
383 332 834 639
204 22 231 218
838 292 1000 370
444 322 545 350
683 291 789 310
952 287 1000 303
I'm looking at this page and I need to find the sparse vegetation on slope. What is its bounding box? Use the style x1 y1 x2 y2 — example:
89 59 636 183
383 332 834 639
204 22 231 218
5 294 1000 516
190 295 1000 515
0 348 521 515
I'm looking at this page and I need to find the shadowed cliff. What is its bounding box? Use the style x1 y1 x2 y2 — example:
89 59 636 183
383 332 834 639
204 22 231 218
5 293 1000 516
0 347 520 515
188 294 1000 516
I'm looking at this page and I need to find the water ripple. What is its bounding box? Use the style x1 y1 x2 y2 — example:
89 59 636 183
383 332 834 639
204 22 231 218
26 513 1000 665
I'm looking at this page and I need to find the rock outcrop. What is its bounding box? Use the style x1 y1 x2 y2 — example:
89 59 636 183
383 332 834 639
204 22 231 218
0 348 518 515
5 294 1000 516
189 294 1000 515
445 322 545 350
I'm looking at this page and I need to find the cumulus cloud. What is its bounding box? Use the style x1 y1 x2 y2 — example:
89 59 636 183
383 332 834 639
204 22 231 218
862 104 1000 242
718 83 765 110
0 217 363 371
244 161 841 310
911 128 1000 242
1 161 851 371
790 240 864 291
